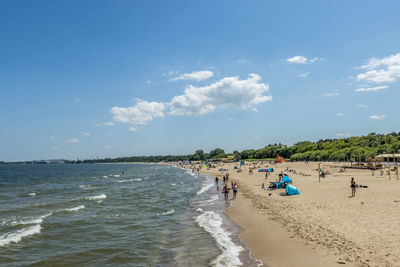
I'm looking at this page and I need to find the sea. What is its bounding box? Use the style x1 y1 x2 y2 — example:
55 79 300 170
0 163 261 266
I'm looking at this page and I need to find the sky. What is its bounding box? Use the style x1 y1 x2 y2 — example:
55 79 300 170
1 0 400 161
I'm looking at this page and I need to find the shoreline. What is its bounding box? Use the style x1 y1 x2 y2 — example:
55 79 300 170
190 161 400 267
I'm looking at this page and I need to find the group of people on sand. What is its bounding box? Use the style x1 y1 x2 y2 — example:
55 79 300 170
284 167 311 177
215 173 238 201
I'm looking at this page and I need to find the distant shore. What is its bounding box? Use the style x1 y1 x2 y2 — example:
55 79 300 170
190 161 400 267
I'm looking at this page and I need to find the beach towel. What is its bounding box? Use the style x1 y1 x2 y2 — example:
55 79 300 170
286 184 300 195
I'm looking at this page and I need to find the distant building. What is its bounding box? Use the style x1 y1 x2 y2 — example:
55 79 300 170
374 153 400 162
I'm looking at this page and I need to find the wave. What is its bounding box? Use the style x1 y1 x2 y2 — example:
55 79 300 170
196 180 214 195
185 170 196 176
207 195 219 203
28 193 36 196
79 185 96 190
114 178 141 183
10 212 53 226
59 205 85 212
113 174 121 177
196 211 244 267
86 194 107 200
0 224 41 247
161 209 175 216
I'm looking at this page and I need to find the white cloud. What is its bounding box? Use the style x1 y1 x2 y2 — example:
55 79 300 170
299 72 310 77
171 70 214 81
369 115 386 120
73 98 82 103
50 136 56 141
82 132 91 137
97 122 114 127
336 133 351 137
66 138 80 143
336 113 344 117
129 126 137 132
146 80 152 85
52 147 59 151
110 99 165 125
355 85 388 92
286 56 320 64
357 104 368 108
168 73 271 116
323 91 339 97
356 53 400 84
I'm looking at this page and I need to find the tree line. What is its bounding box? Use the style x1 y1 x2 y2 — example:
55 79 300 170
78 132 400 163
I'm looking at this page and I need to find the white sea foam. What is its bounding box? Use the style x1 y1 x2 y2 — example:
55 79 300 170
161 209 175 216
10 212 53 226
79 185 96 190
196 180 214 195
171 183 176 186
28 192 36 196
114 178 141 183
196 208 203 213
185 170 196 176
196 211 244 267
207 195 219 203
102 176 108 178
113 174 120 177
86 194 107 200
60 205 85 212
0 224 41 247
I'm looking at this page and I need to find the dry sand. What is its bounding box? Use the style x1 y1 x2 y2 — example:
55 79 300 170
195 161 400 267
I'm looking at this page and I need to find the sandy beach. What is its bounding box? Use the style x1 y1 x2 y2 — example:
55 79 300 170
193 161 400 267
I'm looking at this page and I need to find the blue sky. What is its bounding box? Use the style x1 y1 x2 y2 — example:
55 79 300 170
1 0 400 161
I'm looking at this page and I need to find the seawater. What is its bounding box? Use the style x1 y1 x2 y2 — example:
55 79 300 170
0 163 260 266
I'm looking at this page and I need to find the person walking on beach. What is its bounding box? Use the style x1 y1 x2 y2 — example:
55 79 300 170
351 177 356 197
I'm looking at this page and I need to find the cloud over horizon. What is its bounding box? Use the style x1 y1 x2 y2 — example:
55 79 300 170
110 99 165 125
168 73 271 116
110 73 271 129
369 115 386 120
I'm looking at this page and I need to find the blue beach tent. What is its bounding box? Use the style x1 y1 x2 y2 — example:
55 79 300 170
286 184 300 196
282 175 292 184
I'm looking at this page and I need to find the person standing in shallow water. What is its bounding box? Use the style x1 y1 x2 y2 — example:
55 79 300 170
215 176 219 190
351 177 356 197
